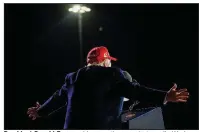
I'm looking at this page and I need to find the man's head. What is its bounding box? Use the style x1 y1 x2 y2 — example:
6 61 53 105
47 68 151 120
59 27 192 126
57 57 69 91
87 46 117 67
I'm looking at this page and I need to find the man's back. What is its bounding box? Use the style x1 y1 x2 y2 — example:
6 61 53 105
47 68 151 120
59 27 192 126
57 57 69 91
65 66 123 129
28 46 189 130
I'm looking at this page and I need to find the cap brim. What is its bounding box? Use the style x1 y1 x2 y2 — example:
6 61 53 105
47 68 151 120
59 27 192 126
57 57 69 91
109 56 117 61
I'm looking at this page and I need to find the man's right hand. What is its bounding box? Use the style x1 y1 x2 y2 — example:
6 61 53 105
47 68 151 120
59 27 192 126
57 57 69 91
27 102 41 120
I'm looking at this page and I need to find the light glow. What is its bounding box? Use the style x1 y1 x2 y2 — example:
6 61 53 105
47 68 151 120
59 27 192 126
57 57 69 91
68 5 91 13
79 9 86 13
85 8 91 12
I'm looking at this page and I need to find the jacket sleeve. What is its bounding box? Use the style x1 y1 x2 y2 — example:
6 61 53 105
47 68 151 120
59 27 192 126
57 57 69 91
113 68 167 106
37 76 68 117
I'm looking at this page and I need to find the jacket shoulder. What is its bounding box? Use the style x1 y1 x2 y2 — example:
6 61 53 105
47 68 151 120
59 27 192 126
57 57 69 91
65 72 75 80
64 67 85 84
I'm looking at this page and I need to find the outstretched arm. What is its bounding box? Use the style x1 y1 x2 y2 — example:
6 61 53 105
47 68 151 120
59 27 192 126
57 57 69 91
114 68 189 106
37 84 68 117
27 77 69 120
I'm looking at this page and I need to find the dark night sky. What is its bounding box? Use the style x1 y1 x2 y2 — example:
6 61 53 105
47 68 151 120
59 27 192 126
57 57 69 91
5 4 198 129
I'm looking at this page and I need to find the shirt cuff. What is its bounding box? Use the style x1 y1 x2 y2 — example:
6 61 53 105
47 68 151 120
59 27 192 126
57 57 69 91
163 94 168 105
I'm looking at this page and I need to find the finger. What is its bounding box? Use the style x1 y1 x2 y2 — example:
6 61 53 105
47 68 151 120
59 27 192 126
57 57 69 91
28 108 33 111
176 96 189 99
29 114 33 118
32 116 36 120
27 111 35 115
177 99 187 102
176 91 189 95
29 107 36 109
178 92 189 96
178 88 187 92
27 110 31 114
28 107 37 111
27 107 34 111
171 83 177 90
27 109 37 114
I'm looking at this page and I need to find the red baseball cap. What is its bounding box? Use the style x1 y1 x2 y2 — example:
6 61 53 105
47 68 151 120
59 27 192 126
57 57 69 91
87 46 117 64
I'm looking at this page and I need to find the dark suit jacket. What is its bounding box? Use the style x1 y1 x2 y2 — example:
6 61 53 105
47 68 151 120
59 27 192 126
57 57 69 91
38 66 167 129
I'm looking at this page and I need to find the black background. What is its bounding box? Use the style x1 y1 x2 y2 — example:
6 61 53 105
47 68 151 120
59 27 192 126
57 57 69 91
5 4 198 129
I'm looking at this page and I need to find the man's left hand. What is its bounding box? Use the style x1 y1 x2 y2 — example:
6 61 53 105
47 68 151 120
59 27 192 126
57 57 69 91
165 83 189 103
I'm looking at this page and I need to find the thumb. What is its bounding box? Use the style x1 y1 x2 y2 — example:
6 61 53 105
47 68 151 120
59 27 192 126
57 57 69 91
171 83 177 91
36 101 40 108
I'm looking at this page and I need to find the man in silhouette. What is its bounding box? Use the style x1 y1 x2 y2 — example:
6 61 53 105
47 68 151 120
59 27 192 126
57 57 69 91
27 46 189 129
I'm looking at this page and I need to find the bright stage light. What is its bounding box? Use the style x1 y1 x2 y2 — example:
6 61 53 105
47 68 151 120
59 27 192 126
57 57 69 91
68 5 91 13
